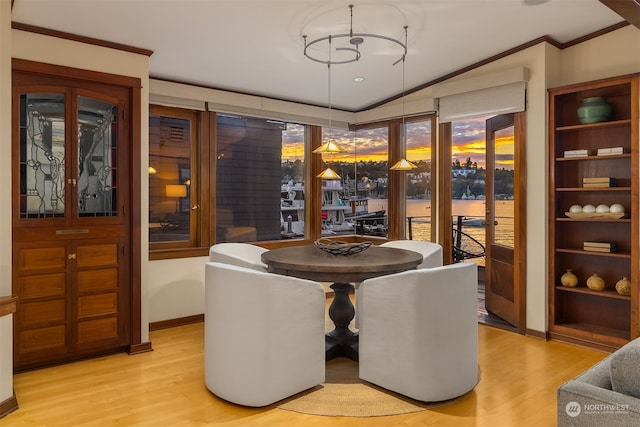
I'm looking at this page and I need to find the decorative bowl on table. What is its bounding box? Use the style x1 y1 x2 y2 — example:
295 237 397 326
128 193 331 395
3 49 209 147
314 238 372 256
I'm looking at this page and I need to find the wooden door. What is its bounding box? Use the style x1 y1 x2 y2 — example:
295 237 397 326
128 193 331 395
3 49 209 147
484 113 526 332
12 71 132 370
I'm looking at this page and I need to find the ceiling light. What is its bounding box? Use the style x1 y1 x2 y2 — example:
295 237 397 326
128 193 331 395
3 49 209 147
390 26 415 173
313 140 347 154
390 158 418 171
316 167 341 180
303 4 407 66
305 4 408 179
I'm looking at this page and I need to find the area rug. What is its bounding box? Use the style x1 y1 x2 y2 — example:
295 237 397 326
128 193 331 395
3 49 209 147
277 357 433 417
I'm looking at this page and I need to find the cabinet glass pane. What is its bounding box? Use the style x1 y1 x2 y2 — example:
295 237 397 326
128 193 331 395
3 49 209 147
19 93 66 218
77 96 117 217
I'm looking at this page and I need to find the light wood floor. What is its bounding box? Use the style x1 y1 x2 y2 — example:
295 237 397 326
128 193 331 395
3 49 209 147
7 315 608 427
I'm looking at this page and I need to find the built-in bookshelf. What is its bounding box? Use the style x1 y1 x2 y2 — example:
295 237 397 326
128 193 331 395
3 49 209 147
548 74 639 351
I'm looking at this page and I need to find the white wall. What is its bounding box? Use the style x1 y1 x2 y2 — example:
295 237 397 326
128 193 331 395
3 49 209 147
148 257 208 323
0 0 14 408
559 25 640 87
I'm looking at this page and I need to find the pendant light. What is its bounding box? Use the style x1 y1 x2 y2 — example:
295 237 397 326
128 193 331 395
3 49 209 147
316 35 343 178
389 26 417 172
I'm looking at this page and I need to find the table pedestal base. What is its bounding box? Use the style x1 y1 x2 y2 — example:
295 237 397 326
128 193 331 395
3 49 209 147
326 283 358 361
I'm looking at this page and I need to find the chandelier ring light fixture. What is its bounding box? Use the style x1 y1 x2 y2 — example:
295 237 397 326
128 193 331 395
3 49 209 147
303 4 407 66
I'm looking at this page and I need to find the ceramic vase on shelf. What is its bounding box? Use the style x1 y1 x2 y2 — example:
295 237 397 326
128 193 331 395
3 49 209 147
577 97 612 124
586 273 606 291
561 269 578 287
615 276 631 296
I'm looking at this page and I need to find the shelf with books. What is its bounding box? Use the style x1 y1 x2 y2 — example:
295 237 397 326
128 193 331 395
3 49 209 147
548 73 639 351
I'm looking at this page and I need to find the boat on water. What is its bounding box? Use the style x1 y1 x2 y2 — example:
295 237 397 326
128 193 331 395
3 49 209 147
281 180 353 237
280 180 387 238
453 216 486 227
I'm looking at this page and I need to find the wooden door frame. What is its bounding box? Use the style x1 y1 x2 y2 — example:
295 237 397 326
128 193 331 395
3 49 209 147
12 59 150 355
438 113 527 333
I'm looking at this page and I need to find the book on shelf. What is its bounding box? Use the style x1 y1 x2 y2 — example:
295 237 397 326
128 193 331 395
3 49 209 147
563 149 591 158
582 177 616 183
583 183 612 188
582 177 617 188
583 246 617 253
597 147 624 156
583 241 617 252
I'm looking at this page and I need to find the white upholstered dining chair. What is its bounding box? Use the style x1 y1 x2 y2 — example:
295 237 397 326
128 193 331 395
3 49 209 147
379 240 443 269
355 240 443 329
209 242 268 271
204 261 326 407
358 261 478 402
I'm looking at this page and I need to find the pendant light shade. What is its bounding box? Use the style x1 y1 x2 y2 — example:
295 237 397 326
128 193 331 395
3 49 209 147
316 167 341 179
390 158 418 171
313 140 346 154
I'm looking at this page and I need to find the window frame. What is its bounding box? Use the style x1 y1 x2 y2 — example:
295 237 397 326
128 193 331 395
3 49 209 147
148 105 209 259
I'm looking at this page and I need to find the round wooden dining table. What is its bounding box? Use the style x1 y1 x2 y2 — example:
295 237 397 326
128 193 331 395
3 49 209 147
261 244 422 361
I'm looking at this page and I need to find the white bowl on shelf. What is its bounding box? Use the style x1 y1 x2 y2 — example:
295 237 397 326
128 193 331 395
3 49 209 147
609 203 625 213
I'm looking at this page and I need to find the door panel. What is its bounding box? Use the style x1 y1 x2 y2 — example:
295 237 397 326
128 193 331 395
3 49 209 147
484 113 524 330
78 318 119 344
20 299 65 325
76 243 119 267
17 246 66 271
18 273 66 298
19 326 66 353
13 72 131 370
78 269 118 292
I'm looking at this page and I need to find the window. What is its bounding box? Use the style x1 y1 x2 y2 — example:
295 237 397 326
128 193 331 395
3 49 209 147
326 125 389 238
215 115 307 243
148 105 433 257
403 116 436 241
149 106 197 247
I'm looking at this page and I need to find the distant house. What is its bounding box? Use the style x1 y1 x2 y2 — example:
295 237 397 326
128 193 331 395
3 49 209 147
452 169 476 178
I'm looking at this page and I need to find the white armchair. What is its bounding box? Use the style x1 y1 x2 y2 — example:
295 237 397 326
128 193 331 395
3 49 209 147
379 240 443 269
209 242 268 271
355 240 443 329
358 262 478 402
204 261 326 407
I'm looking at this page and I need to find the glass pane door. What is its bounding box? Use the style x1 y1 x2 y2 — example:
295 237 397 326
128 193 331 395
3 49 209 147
77 96 118 217
19 93 66 218
491 125 515 249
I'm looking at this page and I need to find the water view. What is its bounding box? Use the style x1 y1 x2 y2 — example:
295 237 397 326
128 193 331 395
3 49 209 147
365 198 515 267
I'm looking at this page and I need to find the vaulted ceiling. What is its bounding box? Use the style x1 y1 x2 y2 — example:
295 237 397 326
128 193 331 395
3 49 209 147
11 0 639 111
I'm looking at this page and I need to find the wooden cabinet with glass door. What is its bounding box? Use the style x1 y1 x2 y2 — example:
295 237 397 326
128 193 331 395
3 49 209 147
548 74 639 352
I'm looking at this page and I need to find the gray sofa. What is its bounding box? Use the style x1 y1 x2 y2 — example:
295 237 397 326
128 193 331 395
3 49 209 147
557 337 640 426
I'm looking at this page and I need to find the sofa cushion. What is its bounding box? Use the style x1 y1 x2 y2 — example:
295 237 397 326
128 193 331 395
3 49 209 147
610 339 640 399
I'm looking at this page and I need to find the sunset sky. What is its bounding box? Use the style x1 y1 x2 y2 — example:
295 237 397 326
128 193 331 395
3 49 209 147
281 115 514 169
